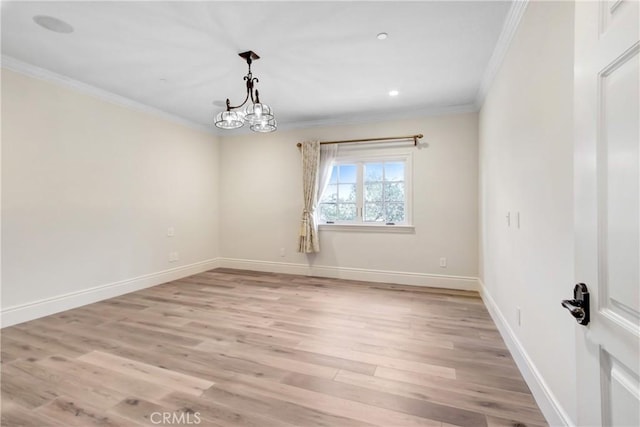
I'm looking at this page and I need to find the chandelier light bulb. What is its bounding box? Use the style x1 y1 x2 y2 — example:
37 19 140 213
245 102 273 125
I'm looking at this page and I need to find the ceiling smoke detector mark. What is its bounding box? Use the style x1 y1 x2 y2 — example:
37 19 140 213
389 90 399 97
33 15 74 33
377 32 388 40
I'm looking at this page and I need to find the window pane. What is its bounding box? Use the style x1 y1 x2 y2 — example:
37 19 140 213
364 202 384 222
384 162 404 181
338 183 356 202
337 203 356 221
319 203 337 222
364 163 383 182
364 182 383 202
386 203 405 223
321 184 337 203
339 164 357 183
329 166 338 184
385 182 405 202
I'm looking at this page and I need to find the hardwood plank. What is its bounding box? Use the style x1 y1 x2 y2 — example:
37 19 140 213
336 369 546 425
195 339 339 379
35 396 138 427
1 369 60 409
201 384 377 427
281 372 487 427
486 414 547 427
4 359 127 411
36 355 173 401
161 391 294 427
77 351 214 396
295 341 456 379
1 401 63 427
207 373 443 427
373 366 535 406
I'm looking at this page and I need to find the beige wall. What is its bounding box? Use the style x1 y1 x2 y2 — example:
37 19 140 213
479 1 576 424
1 69 220 321
219 112 479 287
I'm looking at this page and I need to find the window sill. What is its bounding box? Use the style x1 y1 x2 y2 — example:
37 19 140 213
318 223 415 233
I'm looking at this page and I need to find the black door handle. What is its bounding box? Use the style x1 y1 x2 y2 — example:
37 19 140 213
561 299 585 319
561 283 590 325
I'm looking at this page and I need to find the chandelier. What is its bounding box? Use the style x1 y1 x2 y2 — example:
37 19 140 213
214 50 277 133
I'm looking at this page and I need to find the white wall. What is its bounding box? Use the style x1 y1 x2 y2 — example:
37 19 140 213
479 1 576 425
1 69 220 325
219 112 479 289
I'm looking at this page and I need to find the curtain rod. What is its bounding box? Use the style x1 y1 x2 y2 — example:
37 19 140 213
296 134 423 148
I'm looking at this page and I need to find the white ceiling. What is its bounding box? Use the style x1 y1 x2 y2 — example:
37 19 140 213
1 1 511 132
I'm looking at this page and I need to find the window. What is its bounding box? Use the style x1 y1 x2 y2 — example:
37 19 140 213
318 150 412 227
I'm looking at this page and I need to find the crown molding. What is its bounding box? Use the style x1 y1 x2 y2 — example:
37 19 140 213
1 55 217 136
475 0 530 109
280 103 479 132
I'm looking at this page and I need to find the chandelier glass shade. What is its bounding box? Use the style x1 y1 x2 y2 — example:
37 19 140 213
214 110 244 130
214 51 277 133
250 118 277 133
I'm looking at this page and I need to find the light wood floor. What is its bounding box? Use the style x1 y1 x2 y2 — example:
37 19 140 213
1 268 546 427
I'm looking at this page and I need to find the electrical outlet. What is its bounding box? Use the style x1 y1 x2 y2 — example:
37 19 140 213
439 257 447 268
517 307 521 327
167 227 175 237
169 251 179 262
279 247 285 257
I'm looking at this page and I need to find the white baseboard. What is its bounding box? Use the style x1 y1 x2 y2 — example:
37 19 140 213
218 257 479 291
1 258 221 328
478 279 574 427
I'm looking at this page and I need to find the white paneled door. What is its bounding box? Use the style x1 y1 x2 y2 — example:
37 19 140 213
574 0 640 426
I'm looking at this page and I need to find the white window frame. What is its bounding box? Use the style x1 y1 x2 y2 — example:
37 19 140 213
317 146 414 233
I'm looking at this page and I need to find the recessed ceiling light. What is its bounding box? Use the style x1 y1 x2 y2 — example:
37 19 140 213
377 32 388 40
33 15 74 34
389 90 399 97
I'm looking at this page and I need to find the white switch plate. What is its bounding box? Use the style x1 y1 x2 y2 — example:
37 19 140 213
439 257 447 268
167 227 175 237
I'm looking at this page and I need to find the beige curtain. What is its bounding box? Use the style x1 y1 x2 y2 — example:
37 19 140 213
298 141 320 253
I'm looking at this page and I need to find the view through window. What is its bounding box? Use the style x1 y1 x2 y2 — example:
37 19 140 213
319 158 409 225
